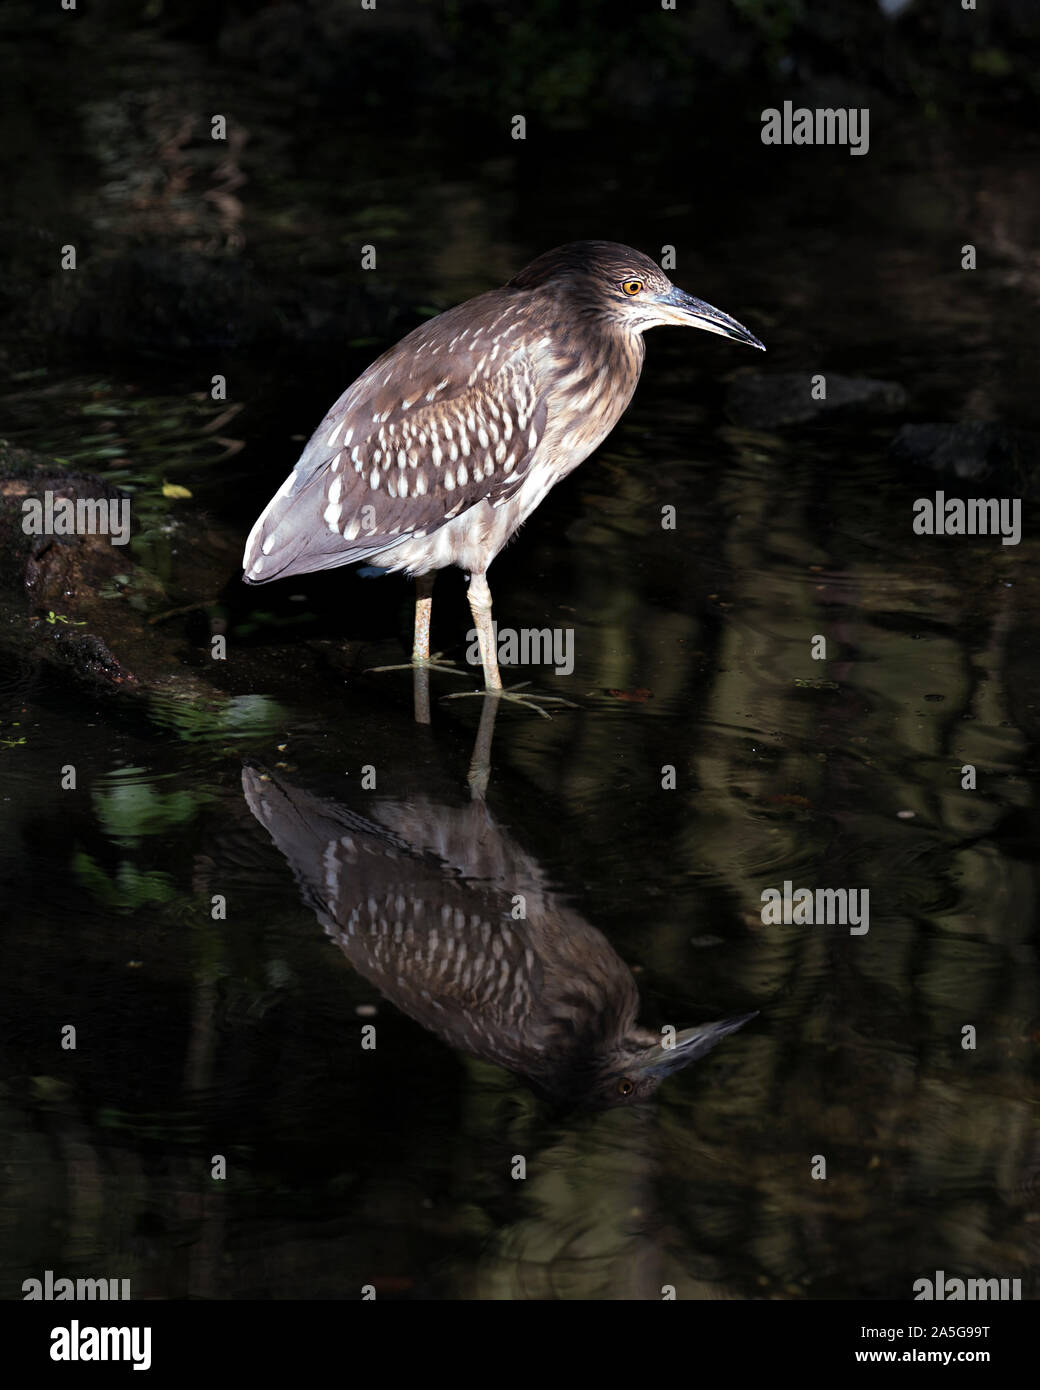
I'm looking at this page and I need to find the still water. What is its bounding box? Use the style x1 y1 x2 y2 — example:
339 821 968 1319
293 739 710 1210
1 107 1038 1298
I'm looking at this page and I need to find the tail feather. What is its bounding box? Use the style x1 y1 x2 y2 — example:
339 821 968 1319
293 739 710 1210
242 464 386 584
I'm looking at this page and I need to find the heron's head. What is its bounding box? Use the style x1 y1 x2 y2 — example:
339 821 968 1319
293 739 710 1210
510 240 765 350
511 239 761 347
537 1011 758 1110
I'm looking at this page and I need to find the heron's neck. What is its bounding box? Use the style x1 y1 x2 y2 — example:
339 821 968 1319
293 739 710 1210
578 318 645 406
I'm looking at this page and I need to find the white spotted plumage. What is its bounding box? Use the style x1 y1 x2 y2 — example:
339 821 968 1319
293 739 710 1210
242 244 664 587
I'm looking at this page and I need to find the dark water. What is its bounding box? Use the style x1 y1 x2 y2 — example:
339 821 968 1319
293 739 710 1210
2 39 1039 1300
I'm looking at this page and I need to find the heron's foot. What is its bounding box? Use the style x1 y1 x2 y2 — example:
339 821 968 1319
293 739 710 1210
366 652 469 678
442 681 579 720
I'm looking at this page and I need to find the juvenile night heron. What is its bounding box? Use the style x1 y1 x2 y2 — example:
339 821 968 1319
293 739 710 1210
242 242 764 697
242 764 755 1108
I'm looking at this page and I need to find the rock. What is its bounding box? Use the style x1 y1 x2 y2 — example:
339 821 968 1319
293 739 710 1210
0 444 356 711
889 423 1040 494
0 451 130 593
0 449 141 687
726 372 907 428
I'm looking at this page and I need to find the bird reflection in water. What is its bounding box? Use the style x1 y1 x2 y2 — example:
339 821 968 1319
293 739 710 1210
241 740 753 1110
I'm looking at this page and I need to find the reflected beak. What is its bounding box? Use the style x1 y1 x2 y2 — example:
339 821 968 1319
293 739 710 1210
634 1011 758 1079
657 288 766 350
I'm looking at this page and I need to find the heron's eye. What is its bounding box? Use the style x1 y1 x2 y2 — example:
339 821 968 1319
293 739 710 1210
617 1078 635 1096
621 279 643 296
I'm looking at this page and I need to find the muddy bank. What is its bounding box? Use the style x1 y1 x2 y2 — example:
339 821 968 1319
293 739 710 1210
0 443 376 712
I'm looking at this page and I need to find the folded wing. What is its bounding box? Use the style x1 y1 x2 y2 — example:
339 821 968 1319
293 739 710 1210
243 293 549 583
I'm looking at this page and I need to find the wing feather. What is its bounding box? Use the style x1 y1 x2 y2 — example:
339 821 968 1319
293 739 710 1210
243 293 548 583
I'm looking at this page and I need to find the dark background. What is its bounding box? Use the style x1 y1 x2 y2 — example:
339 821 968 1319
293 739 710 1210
0 0 1038 1306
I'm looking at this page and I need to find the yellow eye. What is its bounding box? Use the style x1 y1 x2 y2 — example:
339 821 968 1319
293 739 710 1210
617 1078 635 1096
621 279 643 296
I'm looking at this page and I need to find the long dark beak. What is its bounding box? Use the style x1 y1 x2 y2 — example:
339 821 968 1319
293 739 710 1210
631 1011 758 1080
657 287 766 350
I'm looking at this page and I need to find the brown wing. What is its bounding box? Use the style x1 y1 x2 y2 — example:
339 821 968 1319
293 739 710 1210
243 290 549 582
241 769 549 1077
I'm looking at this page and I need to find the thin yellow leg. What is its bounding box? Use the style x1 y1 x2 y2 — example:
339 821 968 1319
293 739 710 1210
466 571 502 691
442 570 578 718
412 574 434 662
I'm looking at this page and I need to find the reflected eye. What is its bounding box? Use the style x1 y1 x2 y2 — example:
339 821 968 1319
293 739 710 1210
617 1078 635 1096
621 279 643 296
